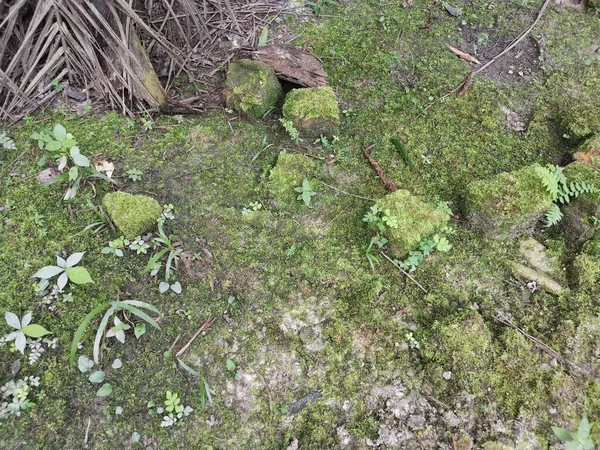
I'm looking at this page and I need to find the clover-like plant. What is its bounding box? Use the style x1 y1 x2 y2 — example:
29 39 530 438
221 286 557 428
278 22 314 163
32 124 88 170
3 312 51 354
295 179 316 206
33 252 93 291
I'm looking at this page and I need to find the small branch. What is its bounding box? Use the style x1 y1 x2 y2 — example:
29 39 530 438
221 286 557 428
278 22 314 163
493 312 591 378
176 317 216 357
380 251 428 294
319 182 377 202
422 0 552 108
362 144 398 192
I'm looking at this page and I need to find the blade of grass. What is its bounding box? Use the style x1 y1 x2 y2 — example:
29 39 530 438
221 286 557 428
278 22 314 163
391 137 418 172
70 302 109 365
113 302 161 331
93 307 115 364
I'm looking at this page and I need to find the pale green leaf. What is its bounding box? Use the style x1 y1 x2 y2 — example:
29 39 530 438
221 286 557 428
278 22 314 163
33 265 64 279
21 324 52 338
89 370 105 383
66 266 93 284
96 383 113 397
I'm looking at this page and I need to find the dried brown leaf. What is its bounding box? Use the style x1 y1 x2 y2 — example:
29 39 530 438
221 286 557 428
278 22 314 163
94 159 115 178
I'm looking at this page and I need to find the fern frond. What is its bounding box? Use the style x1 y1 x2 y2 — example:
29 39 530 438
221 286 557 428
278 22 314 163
535 165 560 200
544 203 563 227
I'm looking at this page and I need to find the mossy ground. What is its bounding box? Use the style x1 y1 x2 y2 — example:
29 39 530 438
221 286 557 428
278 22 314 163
1 1 600 448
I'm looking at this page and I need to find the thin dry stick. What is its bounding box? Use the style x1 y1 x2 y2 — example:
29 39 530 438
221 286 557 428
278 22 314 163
83 417 91 447
362 144 398 192
319 181 377 202
380 251 428 294
493 313 590 377
423 0 552 111
176 317 216 357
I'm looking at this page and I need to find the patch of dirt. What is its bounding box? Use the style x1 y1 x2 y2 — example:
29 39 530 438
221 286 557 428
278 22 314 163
460 29 545 84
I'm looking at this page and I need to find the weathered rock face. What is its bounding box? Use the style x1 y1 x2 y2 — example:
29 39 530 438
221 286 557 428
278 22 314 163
282 87 340 138
559 162 600 245
514 237 567 294
102 192 162 239
268 150 313 204
465 164 553 239
223 59 283 120
374 190 449 258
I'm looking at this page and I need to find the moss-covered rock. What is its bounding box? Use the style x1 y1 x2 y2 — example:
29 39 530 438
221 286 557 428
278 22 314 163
223 59 283 120
374 190 449 257
573 135 600 170
557 68 600 139
268 151 314 204
282 87 340 138
465 164 553 239
572 250 600 291
559 162 600 245
102 192 162 239
422 313 492 396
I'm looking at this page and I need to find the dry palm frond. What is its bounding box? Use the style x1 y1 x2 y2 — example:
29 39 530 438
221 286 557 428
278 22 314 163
0 0 285 124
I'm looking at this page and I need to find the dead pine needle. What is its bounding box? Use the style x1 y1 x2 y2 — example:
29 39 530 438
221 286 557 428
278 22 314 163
380 251 428 294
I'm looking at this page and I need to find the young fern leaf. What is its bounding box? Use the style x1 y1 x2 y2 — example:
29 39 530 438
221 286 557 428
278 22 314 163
544 203 563 228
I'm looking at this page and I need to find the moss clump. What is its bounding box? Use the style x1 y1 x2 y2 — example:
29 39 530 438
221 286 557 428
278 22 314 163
557 69 600 139
102 192 162 239
268 151 314 204
559 162 600 244
573 135 600 170
422 313 492 396
465 164 553 239
223 59 283 120
282 87 340 138
373 190 449 257
572 251 600 291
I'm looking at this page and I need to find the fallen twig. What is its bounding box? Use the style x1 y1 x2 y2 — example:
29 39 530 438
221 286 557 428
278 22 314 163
493 312 591 378
447 45 480 64
423 0 552 109
362 144 398 192
176 317 216 357
319 182 376 202
380 251 428 294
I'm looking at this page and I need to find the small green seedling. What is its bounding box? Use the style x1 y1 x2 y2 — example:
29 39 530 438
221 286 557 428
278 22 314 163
33 252 93 291
226 358 242 381
552 417 594 450
3 312 51 354
279 118 302 144
101 237 125 257
295 179 316 206
126 168 143 182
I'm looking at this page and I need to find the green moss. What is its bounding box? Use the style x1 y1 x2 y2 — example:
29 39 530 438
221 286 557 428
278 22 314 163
574 135 600 170
572 252 600 291
223 59 283 120
422 312 492 397
555 67 600 139
268 150 314 204
489 329 547 415
282 87 340 138
465 164 553 239
559 162 600 244
375 190 449 257
102 192 162 239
